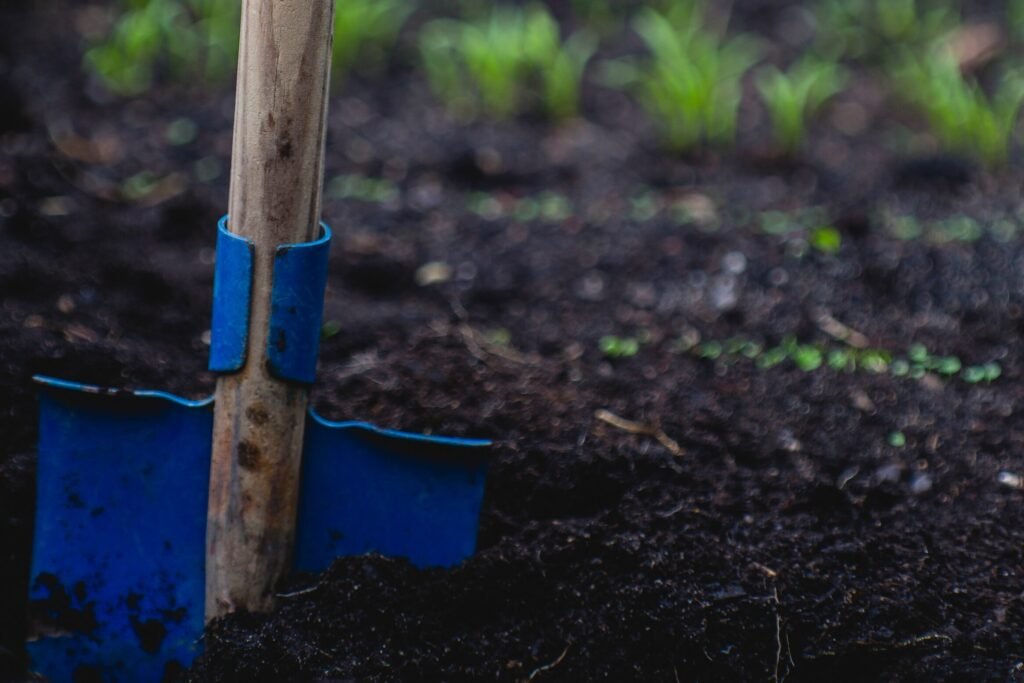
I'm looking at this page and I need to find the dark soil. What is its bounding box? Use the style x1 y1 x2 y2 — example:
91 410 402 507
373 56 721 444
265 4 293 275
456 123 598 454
4 1 1024 681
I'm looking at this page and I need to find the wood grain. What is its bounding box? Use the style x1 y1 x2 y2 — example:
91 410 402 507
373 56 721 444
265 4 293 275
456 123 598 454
206 0 334 621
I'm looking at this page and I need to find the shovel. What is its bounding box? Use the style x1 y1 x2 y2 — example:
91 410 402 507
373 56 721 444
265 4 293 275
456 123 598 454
26 2 489 681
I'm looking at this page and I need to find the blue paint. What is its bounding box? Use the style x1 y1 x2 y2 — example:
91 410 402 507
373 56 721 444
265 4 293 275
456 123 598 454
296 412 489 571
28 377 490 682
267 224 331 383
208 216 332 384
207 217 253 373
28 379 211 683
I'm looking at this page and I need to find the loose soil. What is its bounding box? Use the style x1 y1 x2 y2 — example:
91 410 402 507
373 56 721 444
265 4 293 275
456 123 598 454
3 1 1024 681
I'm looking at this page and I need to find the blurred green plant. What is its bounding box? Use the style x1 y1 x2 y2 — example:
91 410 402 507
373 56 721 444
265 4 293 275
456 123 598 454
600 335 640 358
680 333 1002 384
85 0 239 95
809 224 842 254
603 2 760 151
332 0 415 82
327 173 400 203
85 0 414 96
755 57 847 154
419 3 597 120
887 430 906 447
814 0 958 62
893 48 1024 166
1011 0 1024 43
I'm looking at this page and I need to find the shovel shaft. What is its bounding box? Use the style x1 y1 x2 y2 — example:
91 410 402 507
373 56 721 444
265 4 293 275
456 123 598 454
207 0 334 621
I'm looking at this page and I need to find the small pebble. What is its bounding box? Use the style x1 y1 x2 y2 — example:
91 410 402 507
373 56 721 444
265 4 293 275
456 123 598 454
709 274 738 311
722 251 747 275
576 271 606 301
875 463 903 484
909 472 933 495
998 471 1023 490
836 466 859 490
415 261 452 286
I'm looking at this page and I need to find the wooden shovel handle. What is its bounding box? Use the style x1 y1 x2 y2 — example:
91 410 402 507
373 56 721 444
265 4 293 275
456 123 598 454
206 0 334 621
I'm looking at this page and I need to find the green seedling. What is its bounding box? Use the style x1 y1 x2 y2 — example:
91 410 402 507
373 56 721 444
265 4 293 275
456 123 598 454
328 174 400 204
755 57 847 154
604 3 760 151
165 117 199 146
759 210 800 236
538 192 574 221
962 362 1002 383
792 345 823 371
600 335 640 358
860 349 891 373
757 206 831 236
815 0 958 62
1012 0 1024 43
888 430 907 448
470 191 574 222
121 171 159 201
685 334 1000 386
893 48 1024 167
86 0 412 95
698 341 723 359
321 320 343 339
827 348 854 371
466 192 505 221
933 215 983 243
629 190 661 222
890 359 910 376
757 346 789 369
883 207 1012 243
332 0 414 82
810 225 842 254
420 3 597 120
85 0 240 95
194 155 222 182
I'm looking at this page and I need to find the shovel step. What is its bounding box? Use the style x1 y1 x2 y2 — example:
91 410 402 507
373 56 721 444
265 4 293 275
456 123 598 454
28 376 489 682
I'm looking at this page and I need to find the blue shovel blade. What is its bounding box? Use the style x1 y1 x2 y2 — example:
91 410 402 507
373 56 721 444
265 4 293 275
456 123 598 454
27 377 489 683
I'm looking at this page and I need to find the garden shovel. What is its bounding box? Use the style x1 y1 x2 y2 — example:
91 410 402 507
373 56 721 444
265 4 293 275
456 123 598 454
26 2 488 681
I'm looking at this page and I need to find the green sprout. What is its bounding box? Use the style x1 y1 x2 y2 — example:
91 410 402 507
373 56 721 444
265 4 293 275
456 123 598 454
698 341 723 359
882 209 1005 243
85 0 413 96
604 2 760 151
962 362 1002 383
810 225 842 254
164 117 198 146
321 320 343 339
860 349 891 373
327 174 400 203
684 334 1002 386
84 0 240 95
814 0 958 62
419 3 596 120
332 0 414 83
827 348 854 371
600 335 640 358
893 48 1024 167
792 345 823 372
755 57 847 155
1011 0 1024 43
888 431 907 448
